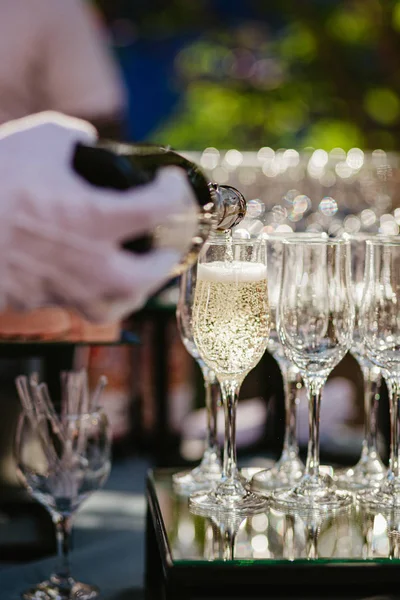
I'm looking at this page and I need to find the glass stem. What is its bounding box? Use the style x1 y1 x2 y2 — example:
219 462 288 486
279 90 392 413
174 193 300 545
53 514 73 584
220 379 241 483
387 377 400 479
361 365 381 455
280 363 301 458
304 377 323 482
202 367 219 455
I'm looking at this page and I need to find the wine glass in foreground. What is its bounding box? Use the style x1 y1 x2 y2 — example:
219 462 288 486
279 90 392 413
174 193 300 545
335 233 385 491
190 236 270 515
273 238 354 510
15 375 111 600
357 238 400 508
173 263 222 493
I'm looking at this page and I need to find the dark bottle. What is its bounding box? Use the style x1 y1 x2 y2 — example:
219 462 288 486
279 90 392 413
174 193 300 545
73 142 247 274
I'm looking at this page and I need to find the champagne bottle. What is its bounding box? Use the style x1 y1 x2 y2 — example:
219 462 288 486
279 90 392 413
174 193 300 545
73 142 247 274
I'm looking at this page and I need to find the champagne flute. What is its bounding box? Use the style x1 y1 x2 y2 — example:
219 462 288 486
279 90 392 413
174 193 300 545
357 238 400 508
15 374 111 600
273 238 355 510
253 235 329 493
173 263 222 493
335 233 385 491
190 236 270 515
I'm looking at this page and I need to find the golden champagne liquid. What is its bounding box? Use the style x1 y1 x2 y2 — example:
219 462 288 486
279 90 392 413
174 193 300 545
193 261 270 377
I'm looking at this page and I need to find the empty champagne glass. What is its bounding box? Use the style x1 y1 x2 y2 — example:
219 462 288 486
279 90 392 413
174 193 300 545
335 233 385 491
173 263 222 493
189 235 270 515
273 238 354 510
253 235 329 493
357 238 400 508
15 373 111 600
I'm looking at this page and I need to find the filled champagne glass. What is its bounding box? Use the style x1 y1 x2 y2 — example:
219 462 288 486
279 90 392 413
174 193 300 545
189 235 270 515
357 238 400 508
173 263 222 493
274 238 354 510
335 233 385 491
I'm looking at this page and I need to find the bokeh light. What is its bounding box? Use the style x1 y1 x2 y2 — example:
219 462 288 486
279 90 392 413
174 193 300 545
319 197 338 216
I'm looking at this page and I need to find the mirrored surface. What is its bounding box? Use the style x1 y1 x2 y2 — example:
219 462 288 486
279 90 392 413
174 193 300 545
151 470 400 564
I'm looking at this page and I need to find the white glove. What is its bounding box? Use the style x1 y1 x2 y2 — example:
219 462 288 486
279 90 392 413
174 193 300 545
0 111 199 322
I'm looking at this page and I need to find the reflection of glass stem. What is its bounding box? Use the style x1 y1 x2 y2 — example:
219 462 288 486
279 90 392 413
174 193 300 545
361 511 375 559
387 510 400 559
276 360 302 461
210 515 244 561
221 528 236 561
282 513 296 560
360 363 381 460
386 377 400 481
305 515 321 560
200 364 220 460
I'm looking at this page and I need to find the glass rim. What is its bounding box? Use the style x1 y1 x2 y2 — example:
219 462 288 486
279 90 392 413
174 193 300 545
265 231 328 240
281 236 348 246
366 236 400 246
342 232 377 241
205 235 265 246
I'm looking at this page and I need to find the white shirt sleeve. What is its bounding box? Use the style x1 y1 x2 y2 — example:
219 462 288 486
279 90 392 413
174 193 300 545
39 0 126 121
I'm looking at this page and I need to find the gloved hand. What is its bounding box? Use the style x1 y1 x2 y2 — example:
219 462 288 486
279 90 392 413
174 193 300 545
0 111 199 322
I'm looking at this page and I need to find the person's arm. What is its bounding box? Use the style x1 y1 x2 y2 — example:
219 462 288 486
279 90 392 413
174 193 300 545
39 0 126 133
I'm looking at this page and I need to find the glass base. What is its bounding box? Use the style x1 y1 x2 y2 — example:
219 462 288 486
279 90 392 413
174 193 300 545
335 449 386 491
357 477 400 509
251 452 304 494
21 576 99 600
189 476 267 517
173 448 222 495
273 472 352 512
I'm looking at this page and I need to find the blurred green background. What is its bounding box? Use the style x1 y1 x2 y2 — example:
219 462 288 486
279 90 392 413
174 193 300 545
96 0 400 151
